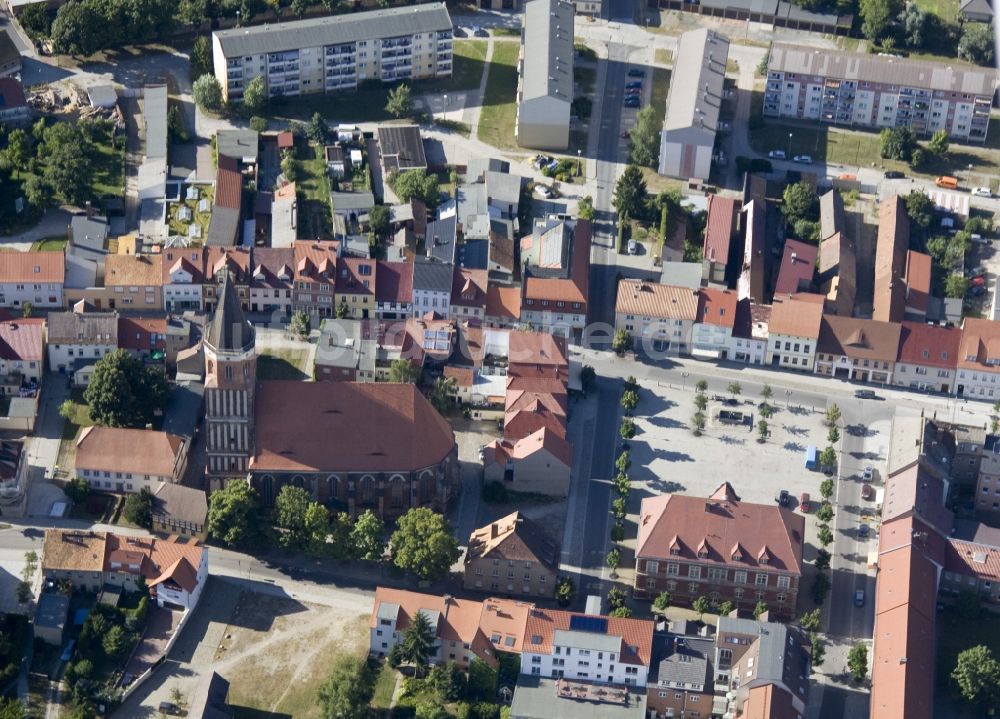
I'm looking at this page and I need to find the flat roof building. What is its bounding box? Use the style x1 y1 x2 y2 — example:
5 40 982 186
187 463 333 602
658 29 729 181
212 3 454 102
514 0 574 150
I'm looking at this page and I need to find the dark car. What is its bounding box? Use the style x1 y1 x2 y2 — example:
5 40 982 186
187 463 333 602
624 96 641 108
854 590 865 607
778 489 790 507
854 389 877 399
625 87 641 96
628 68 646 77
861 483 874 500
884 170 905 179
159 702 182 716
859 523 870 538
625 81 642 89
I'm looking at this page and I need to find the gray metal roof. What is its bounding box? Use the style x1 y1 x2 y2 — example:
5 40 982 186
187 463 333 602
205 273 254 352
412 257 454 293
426 215 457 263
655 636 711 690
35 593 70 630
144 86 168 160
376 601 400 621
207 206 241 246
485 171 524 208
510 676 647 719
466 157 510 181
769 43 998 97
70 214 109 252
520 0 575 105
819 189 845 241
663 29 729 138
213 3 453 58
0 29 20 72
717 617 798 685
554 628 622 653
331 191 376 213
216 129 259 163
377 125 427 173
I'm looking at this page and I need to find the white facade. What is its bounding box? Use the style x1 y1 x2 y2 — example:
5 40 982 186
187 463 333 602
893 363 955 393
153 550 208 610
78 464 175 494
521 629 648 688
0 281 63 309
691 322 733 359
163 264 204 312
955 368 1000 400
615 312 694 355
728 335 767 365
412 288 450 317
520 307 586 336
48 342 116 375
766 332 817 371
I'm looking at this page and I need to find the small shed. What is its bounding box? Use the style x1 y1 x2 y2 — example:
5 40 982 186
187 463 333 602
35 593 70 646
87 85 118 109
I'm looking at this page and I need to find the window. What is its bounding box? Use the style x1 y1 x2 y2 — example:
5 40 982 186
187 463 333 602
734 571 747 584
688 566 701 579
646 560 659 574
755 573 768 586
667 563 679 576
777 575 791 589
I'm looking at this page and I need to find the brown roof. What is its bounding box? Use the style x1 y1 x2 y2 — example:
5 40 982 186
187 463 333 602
75 427 185 478
215 155 243 209
203 246 251 281
42 530 107 573
375 260 414 305
151 482 208 529
252 381 455 473
118 317 167 351
523 220 590 306
162 248 208 284
615 280 700 320
0 319 44 362
486 285 521 321
741 200 767 304
881 463 953 536
104 254 163 288
523 607 654 667
0 251 65 284
508 331 568 375
335 257 376 296
896 322 960 369
104 534 204 592
742 683 798 719
945 538 1000 584
904 250 932 314
489 230 515 272
773 239 817 295
817 315 902 363
703 195 739 265
251 247 296 288
293 240 339 284
957 317 1000 370
451 267 488 309
819 189 845 242
466 511 559 570
636 482 804 576
873 196 910 323
698 288 738 329
818 231 857 316
767 294 823 339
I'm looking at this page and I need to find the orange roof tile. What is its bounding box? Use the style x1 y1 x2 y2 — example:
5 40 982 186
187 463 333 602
904 250 932 313
615 280 700 320
767 294 823 339
0 251 65 284
522 607 653 667
896 321 960 369
486 285 522 321
873 196 909 323
698 288 738 329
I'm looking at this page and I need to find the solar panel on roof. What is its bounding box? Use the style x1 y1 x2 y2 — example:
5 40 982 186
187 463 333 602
570 615 608 634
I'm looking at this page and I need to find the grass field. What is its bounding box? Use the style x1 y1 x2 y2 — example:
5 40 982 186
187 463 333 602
257 348 311 380
370 664 398 713
56 389 93 472
650 66 672 131
913 0 957 23
30 237 68 252
476 41 521 150
297 145 333 239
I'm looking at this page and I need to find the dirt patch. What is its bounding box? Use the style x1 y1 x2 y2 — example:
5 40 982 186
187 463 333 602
216 593 368 719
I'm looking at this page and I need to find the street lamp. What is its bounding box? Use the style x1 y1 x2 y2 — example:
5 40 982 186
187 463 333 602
236 9 241 26
787 132 793 159
577 148 582 177
443 93 448 121
682 371 690 391
785 389 792 408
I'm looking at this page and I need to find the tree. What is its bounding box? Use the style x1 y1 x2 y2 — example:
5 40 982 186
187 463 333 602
653 591 671 611
17 4 51 40
825 404 841 427
243 75 267 113
615 450 631 475
0 129 32 178
910 147 926 168
612 328 632 355
952 645 1000 707
307 112 328 145
191 36 213 80
827 426 840 445
84 350 169 428
879 126 917 161
612 164 646 219
820 478 834 500
369 204 390 237
401 610 436 677
800 608 821 632
193 74 224 112
757 419 769 442
350 509 386 561
608 585 628 610
620 389 638 413
717 600 734 616
208 482 261 548
23 174 52 210
694 393 708 411
619 418 636 440
275 486 322 550
904 190 935 230
289 310 311 339
250 116 269 133
430 662 466 702
391 169 440 209
761 384 773 401
728 381 742 397
628 106 660 167
123 487 155 528
0 697 26 719
782 182 819 224
577 195 595 221
609 606 633 618
860 0 900 41
427 376 457 413
927 129 950 155
811 633 826 668
388 359 417 384
816 503 834 523
280 153 299 182
819 446 837 471
317 655 375 719
692 596 710 616
385 83 413 118
65 476 90 503
580 365 596 394
695 380 708 393
946 274 969 299
812 571 831 602
847 643 868 682
41 123 95 206
817 525 834 546
753 601 768 620
606 548 621 575
897 3 931 47
555 576 575 606
391 507 460 581
50 1 105 55
102 624 129 659
692 411 706 435
958 23 994 66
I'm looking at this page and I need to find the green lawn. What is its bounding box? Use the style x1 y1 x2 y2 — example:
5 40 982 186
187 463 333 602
650 66 672 130
257 349 311 380
168 184 214 241
90 123 126 200
56 389 93 474
476 41 521 151
371 663 398 711
298 144 334 239
912 0 957 23
30 237 68 252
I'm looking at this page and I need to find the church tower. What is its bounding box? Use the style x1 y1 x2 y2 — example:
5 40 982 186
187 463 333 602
204 271 256 489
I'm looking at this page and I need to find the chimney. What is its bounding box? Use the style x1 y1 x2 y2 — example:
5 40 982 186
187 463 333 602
85 201 93 219
491 523 499 539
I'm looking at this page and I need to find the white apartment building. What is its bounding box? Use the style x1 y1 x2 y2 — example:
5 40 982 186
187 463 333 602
412 258 452 318
47 311 118 376
766 295 823 371
0 252 65 309
614 280 699 355
764 44 996 143
162 250 206 311
212 3 454 101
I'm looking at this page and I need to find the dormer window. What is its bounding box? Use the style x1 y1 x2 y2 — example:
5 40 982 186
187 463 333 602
670 546 680 556
732 550 742 561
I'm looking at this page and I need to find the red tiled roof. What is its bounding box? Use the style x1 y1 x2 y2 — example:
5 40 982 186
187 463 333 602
0 252 65 284
896 321 960 369
215 155 243 210
293 240 339 285
486 285 521 321
103 534 204 592
704 195 739 265
636 483 804 576
508 331 568 375
767 294 823 339
945 538 1000 584
873 196 909 323
774 239 817 295
376 261 414 305
523 220 591 306
616 280 701 320
118 317 167 351
522 607 654 667
451 267 488 309
697 288 738 329
0 319 44 362
335 257 376 296
958 318 1000 370
904 250 932 313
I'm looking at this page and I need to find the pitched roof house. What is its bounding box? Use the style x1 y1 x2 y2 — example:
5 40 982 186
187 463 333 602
464 511 560 597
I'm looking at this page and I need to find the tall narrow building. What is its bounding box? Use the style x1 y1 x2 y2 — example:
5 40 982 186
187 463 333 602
204 272 256 488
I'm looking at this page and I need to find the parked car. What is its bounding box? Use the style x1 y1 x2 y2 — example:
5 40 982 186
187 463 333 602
969 265 987 277
854 590 865 607
625 87 641 96
970 234 988 245
778 489 790 507
935 175 959 189
159 703 182 716
972 187 993 197
972 285 988 297
854 389 877 400
625 80 642 89
623 96 641 108
863 465 874 481
800 493 811 513
793 155 813 164
971 275 986 288
620 130 631 139
767 150 786 160
535 185 553 199
60 640 75 663
884 170 905 179
861 483 874 500
859 523 870 538
627 68 646 77
627 238 637 255
471 25 487 36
